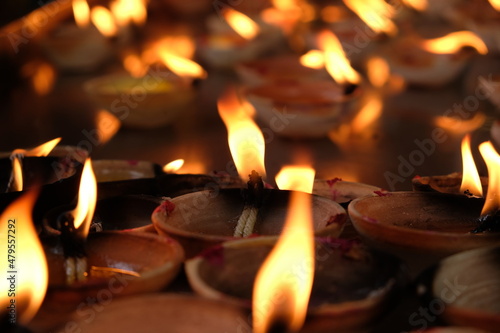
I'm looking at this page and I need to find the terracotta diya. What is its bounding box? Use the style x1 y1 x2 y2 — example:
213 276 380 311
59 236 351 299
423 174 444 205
185 237 406 332
68 294 250 333
417 246 500 333
152 188 347 258
312 177 383 205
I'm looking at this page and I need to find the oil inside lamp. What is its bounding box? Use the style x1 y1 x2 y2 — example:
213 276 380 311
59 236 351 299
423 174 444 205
0 189 48 326
253 166 315 333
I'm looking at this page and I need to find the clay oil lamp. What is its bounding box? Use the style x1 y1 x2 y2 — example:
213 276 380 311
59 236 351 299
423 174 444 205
348 140 500 275
383 31 488 88
84 48 206 129
197 7 284 68
186 166 405 333
0 189 48 332
417 246 500 332
153 89 347 257
68 294 251 333
39 158 184 323
244 30 363 139
412 134 488 195
42 1 123 72
0 139 85 227
312 177 383 206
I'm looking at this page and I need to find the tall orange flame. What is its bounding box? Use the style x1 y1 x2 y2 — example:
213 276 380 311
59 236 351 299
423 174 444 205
460 134 483 197
253 166 315 333
72 0 90 28
422 31 488 55
217 87 265 180
71 158 97 238
11 137 62 157
0 189 48 325
90 6 118 37
317 30 361 85
342 0 397 36
479 141 500 215
223 8 260 40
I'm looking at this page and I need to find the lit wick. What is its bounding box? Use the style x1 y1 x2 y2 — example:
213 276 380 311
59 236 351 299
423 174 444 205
6 154 23 193
234 170 264 237
58 212 88 284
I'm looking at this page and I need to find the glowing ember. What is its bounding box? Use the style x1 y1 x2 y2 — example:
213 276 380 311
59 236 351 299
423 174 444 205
275 166 315 194
73 0 90 28
0 189 48 325
366 56 390 88
158 51 207 79
223 8 260 40
422 31 488 55
459 134 483 197
95 110 121 144
90 6 118 37
317 30 361 85
342 0 397 36
401 0 428 11
71 158 97 238
253 167 315 333
299 50 325 69
479 141 500 216
217 87 265 180
163 159 185 173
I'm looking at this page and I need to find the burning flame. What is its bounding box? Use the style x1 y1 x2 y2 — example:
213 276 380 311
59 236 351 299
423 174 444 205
223 8 260 40
218 87 265 180
422 31 488 55
12 137 62 157
459 134 483 197
351 92 383 132
367 56 390 88
299 50 325 69
401 0 428 11
158 51 207 79
163 159 185 173
11 157 23 192
342 0 397 36
275 166 315 194
71 158 97 238
435 112 486 134
317 30 361 85
90 6 118 37
479 141 500 216
122 53 149 78
488 0 500 11
73 0 90 28
95 110 121 144
21 61 56 96
253 167 315 333
110 0 147 26
0 189 48 324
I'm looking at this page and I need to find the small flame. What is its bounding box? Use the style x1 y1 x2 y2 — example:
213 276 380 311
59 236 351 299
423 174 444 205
401 0 428 11
158 51 207 79
163 159 185 173
151 35 195 60
488 0 500 11
460 134 483 197
299 50 325 69
110 0 147 26
342 0 397 36
317 30 361 85
11 157 23 192
275 166 315 194
479 141 500 216
73 0 90 28
351 92 383 133
422 31 488 55
366 56 390 88
95 110 121 144
218 87 265 180
71 158 97 238
223 8 260 40
90 6 118 37
21 61 56 96
435 112 486 134
0 189 48 324
253 167 315 333
12 137 62 157
123 53 149 78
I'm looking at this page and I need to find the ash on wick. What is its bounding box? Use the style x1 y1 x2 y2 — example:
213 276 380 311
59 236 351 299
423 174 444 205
59 212 88 285
234 170 264 237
